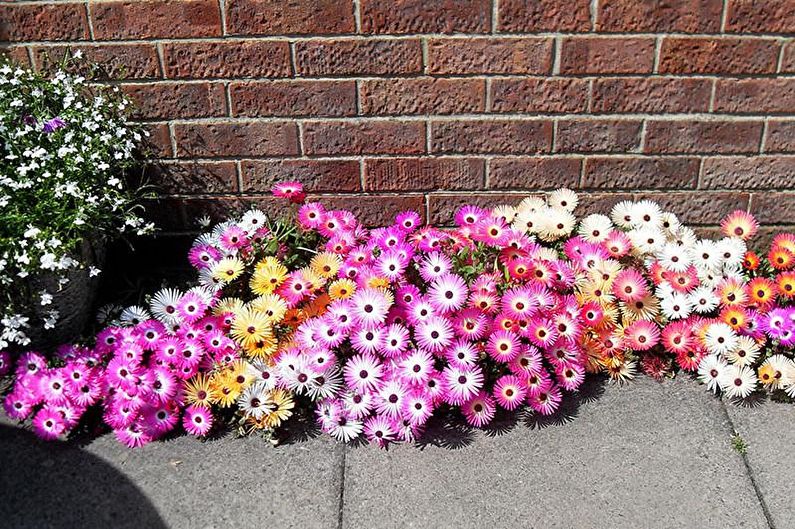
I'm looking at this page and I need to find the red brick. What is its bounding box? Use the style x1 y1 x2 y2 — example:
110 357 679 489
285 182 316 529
658 37 780 74
123 83 227 120
361 0 490 34
491 79 589 114
725 0 795 33
428 194 524 225
430 120 553 154
302 121 425 155
556 119 642 153
559 37 655 74
231 81 356 117
91 0 221 39
714 79 795 114
591 78 712 113
226 0 354 35
360 79 485 116
146 161 238 194
646 120 763 154
142 197 187 231
489 158 582 189
241 160 361 192
427 38 553 75
766 121 795 153
308 195 426 226
751 193 795 225
0 3 89 42
163 41 291 79
583 157 700 189
1 46 30 66
32 44 160 79
143 124 174 158
174 122 299 157
596 0 723 32
783 41 795 73
182 197 271 228
365 158 485 191
295 39 422 77
702 157 795 189
498 0 591 32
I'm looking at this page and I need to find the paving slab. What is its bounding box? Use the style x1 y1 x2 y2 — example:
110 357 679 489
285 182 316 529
726 400 795 529
342 377 770 529
0 420 342 529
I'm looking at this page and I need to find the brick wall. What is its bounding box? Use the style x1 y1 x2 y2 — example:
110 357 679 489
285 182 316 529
3 0 795 243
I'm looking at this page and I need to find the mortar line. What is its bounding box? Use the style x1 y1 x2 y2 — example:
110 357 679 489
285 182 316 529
652 36 662 74
336 443 347 529
84 1 96 41
485 77 493 112
551 119 559 153
720 0 729 33
708 79 717 112
552 36 562 75
590 0 599 30
760 119 769 153
776 42 786 74
718 402 776 529
234 160 243 193
26 46 36 69
637 120 648 153
421 38 429 74
353 0 362 33
491 0 499 33
224 81 233 117
155 42 166 78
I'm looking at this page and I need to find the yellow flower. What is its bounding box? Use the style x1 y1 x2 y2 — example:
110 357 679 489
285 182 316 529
212 297 244 316
250 261 288 295
184 373 215 407
211 372 241 408
300 267 326 295
328 278 356 300
229 360 256 390
262 388 295 428
367 276 391 290
212 257 245 283
310 252 342 279
249 294 288 323
231 308 274 349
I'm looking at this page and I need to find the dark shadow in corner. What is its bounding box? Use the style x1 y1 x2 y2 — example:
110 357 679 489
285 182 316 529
0 425 167 529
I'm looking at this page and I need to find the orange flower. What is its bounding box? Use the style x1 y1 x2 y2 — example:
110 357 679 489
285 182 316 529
768 247 795 271
743 251 760 271
772 233 795 255
747 277 777 308
720 210 759 240
716 277 748 307
720 307 748 331
776 271 795 299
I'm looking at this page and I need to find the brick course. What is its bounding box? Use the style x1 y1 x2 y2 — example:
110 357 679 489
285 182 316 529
3 0 793 233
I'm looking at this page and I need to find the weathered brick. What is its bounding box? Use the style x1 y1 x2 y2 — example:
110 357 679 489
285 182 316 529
658 37 780 74
725 0 795 33
231 81 356 117
32 44 160 79
596 0 723 32
174 122 299 157
559 37 655 74
645 192 750 225
225 0 354 35
498 0 591 32
491 79 589 114
428 194 524 225
295 39 422 77
751 193 795 225
365 158 485 191
783 41 795 73
556 119 642 153
142 197 187 231
163 41 291 79
702 157 795 189
241 160 361 192
427 37 553 75
361 0 490 34
591 78 712 113
360 79 485 116
714 79 795 114
489 158 582 189
0 3 89 42
145 161 238 194
430 120 553 154
1 46 30 66
583 157 700 189
302 121 425 155
308 195 426 226
182 197 273 228
92 0 221 39
143 124 174 158
644 120 763 154
123 83 227 120
766 121 795 153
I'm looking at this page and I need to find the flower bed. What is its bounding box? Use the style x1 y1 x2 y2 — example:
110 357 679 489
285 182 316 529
2 182 793 448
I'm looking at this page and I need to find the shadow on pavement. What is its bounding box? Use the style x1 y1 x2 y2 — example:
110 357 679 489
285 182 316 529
0 425 167 529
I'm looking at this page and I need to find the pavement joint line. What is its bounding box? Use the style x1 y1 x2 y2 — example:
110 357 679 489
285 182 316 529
718 399 777 529
336 441 347 529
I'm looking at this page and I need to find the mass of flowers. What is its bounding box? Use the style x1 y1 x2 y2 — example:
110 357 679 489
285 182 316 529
2 181 794 448
0 53 154 349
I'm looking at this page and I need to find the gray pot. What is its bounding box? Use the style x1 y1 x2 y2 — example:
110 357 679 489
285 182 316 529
25 237 106 350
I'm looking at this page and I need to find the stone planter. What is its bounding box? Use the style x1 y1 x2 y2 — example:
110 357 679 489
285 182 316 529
25 237 106 350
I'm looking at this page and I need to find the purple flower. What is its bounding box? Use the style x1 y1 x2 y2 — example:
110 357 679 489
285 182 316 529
42 117 66 134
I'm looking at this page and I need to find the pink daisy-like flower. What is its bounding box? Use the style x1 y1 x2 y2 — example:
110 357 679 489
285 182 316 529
298 202 326 229
405 297 435 326
462 391 496 427
364 414 396 448
493 375 527 410
502 286 537 320
149 367 178 403
486 330 522 363
475 216 510 247
3 391 35 420
525 370 552 398
271 181 306 204
32 406 67 440
612 269 649 303
603 230 631 258
399 349 434 386
528 384 562 416
396 211 421 232
381 323 410 358
624 320 660 351
376 379 407 419
419 252 453 283
351 288 391 327
424 371 445 404
65 379 102 408
351 326 385 356
454 205 486 228
428 273 468 314
16 351 47 378
327 299 356 334
39 369 69 405
343 353 384 394
188 244 222 270
219 225 247 251
342 391 374 420
416 316 454 354
176 292 208 324
556 363 585 391
143 404 179 436
509 345 543 375
451 308 490 341
115 420 152 448
183 404 213 436
401 390 433 426
446 339 479 368
442 365 484 405
525 317 559 348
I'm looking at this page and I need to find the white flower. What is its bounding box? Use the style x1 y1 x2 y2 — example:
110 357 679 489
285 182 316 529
688 286 719 314
689 240 721 271
656 242 692 273
720 365 758 399
578 214 613 243
547 188 578 212
119 305 151 325
23 226 40 238
704 322 738 355
89 266 101 277
660 290 691 320
630 200 663 230
725 336 761 367
698 354 728 393
716 237 746 270
40 291 53 306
